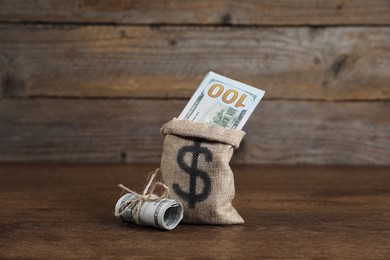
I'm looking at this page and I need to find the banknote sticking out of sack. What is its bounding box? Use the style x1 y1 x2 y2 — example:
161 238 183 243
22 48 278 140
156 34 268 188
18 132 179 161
160 118 246 224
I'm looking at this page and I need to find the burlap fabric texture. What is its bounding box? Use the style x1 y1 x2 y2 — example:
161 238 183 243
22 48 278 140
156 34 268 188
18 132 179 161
160 118 245 224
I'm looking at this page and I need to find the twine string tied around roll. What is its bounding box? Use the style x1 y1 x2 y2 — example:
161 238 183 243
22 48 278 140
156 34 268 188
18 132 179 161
115 168 169 225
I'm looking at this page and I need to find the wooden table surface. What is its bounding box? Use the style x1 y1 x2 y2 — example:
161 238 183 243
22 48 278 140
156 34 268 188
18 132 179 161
0 164 389 259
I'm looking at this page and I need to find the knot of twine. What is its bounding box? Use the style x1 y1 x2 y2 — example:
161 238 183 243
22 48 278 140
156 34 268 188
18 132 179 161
115 168 169 225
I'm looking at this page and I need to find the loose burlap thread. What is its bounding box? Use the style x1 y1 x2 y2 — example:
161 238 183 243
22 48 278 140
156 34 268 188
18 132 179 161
161 118 245 225
115 168 169 225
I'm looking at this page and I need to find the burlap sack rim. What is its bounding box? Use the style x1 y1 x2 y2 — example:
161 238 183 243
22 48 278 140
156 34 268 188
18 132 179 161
161 118 246 149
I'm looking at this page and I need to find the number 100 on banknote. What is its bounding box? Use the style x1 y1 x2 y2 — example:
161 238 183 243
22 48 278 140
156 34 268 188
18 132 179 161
178 72 265 130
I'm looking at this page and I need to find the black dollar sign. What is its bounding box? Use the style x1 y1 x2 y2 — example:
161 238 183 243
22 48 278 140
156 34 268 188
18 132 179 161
174 141 212 209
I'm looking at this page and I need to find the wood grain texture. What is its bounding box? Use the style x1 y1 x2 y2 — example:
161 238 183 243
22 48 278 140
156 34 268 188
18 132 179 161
0 164 389 258
0 99 388 165
1 25 389 100
0 0 389 25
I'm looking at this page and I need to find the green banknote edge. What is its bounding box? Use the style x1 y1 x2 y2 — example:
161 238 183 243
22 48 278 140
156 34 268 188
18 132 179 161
185 79 258 129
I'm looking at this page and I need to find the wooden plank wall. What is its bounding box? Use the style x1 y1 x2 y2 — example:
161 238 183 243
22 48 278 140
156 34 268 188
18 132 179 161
0 0 389 165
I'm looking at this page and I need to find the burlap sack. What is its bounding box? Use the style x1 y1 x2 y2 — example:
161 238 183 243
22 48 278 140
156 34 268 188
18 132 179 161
160 118 245 224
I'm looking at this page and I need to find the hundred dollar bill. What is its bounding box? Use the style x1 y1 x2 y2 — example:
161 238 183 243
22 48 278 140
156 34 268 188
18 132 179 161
115 193 183 230
178 72 265 130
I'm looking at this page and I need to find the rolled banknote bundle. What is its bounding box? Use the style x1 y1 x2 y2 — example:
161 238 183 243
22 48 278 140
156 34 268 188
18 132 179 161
114 169 183 230
115 193 183 230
